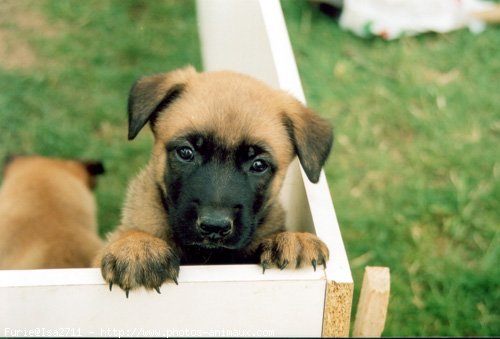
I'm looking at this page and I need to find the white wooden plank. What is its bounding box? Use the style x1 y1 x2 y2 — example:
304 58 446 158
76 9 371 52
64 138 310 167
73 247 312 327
0 268 325 338
303 172 353 283
0 265 325 287
197 0 280 87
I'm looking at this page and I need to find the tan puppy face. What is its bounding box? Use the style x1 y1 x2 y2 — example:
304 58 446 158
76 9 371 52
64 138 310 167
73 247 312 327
127 66 333 252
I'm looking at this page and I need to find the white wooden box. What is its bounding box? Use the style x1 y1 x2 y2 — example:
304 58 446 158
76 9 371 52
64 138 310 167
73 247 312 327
0 1 353 337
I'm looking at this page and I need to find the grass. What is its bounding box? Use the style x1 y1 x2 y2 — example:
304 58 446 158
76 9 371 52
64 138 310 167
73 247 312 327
0 0 201 236
282 2 499 336
0 0 498 336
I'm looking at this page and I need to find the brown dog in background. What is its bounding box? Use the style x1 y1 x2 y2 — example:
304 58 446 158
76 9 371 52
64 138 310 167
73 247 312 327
97 66 333 296
0 155 104 269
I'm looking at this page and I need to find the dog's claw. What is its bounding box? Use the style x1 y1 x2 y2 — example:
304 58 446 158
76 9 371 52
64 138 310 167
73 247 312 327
262 261 269 274
173 277 178 285
125 289 130 298
109 282 113 291
312 259 317 272
279 260 289 270
154 286 161 294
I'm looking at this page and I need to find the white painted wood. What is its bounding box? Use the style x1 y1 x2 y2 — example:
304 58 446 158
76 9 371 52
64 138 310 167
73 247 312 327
0 265 325 287
197 0 281 88
1 1 352 337
0 268 325 338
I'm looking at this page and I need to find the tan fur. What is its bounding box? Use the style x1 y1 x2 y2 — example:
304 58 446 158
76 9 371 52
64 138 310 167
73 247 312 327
0 156 103 269
98 67 332 294
99 229 179 292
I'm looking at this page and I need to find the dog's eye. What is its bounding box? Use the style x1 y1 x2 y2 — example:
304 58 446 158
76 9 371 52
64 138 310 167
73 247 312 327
250 159 269 173
176 146 194 162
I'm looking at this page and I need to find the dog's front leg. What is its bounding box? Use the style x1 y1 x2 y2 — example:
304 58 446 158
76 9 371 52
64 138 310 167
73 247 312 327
259 232 329 273
97 229 179 297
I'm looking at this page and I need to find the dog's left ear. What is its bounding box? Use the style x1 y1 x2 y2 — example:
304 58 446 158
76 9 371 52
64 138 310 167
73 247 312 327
283 101 333 183
127 66 197 140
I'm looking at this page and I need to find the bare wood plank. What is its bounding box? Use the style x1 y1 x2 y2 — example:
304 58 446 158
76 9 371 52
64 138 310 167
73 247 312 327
353 266 391 337
472 5 500 23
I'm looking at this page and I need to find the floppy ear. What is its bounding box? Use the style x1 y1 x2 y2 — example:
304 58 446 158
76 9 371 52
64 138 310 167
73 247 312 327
82 160 105 176
127 66 197 140
79 160 105 190
2 154 19 176
284 102 333 183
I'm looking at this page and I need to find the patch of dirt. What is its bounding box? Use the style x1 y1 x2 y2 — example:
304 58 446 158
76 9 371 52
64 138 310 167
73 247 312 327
423 69 461 86
0 29 37 69
0 0 60 70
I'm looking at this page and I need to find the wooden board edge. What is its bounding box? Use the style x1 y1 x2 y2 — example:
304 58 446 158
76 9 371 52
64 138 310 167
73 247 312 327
322 280 354 337
0 264 328 288
352 266 390 337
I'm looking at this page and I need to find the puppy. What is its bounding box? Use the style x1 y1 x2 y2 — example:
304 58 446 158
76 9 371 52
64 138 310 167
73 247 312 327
0 155 105 269
98 66 333 295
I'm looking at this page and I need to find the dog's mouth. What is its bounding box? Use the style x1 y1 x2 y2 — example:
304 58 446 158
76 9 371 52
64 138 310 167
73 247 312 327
190 238 240 250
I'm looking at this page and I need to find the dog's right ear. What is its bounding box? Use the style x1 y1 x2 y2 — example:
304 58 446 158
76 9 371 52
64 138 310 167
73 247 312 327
2 154 18 176
127 66 197 140
80 160 105 190
82 160 105 177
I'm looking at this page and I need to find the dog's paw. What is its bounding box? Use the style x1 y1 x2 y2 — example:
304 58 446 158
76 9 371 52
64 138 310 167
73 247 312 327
259 232 329 273
99 230 179 297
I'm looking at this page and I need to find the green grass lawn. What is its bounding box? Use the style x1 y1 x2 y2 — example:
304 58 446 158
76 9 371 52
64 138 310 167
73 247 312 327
282 2 499 336
0 0 201 236
0 0 498 336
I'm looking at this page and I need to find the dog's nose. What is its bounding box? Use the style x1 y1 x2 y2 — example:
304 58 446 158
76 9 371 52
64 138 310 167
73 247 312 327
198 211 233 238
